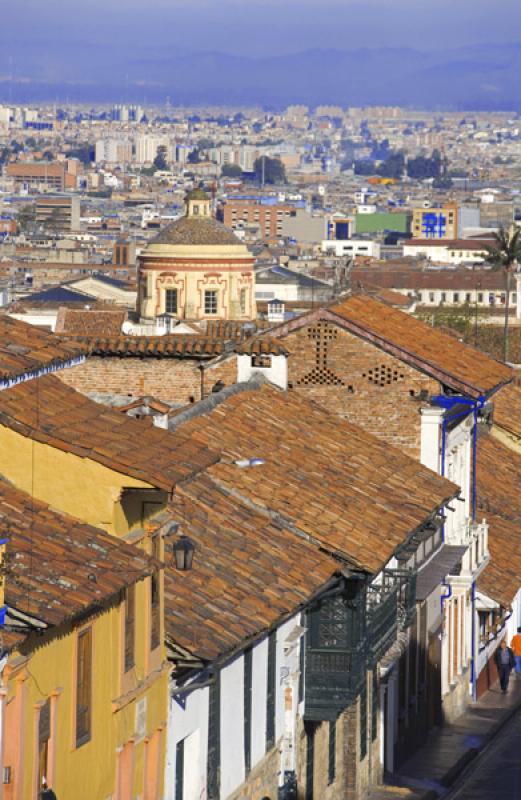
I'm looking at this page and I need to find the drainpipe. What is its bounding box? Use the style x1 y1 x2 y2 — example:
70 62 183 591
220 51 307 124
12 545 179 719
440 579 452 612
471 581 477 701
472 406 478 523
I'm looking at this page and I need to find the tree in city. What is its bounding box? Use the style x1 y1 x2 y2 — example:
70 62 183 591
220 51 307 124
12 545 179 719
187 149 201 164
67 142 94 166
16 204 37 234
153 145 168 172
406 150 442 180
44 208 63 233
254 156 286 185
376 152 405 179
221 163 243 178
484 226 521 362
353 159 375 176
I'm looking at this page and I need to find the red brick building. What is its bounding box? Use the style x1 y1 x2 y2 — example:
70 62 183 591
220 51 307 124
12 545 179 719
222 197 298 239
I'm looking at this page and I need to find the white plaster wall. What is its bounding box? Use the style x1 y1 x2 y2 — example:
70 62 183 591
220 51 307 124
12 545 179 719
221 654 246 799
237 353 288 390
166 685 209 800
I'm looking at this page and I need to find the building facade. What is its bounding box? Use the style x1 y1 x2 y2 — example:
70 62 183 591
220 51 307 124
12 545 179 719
137 190 256 322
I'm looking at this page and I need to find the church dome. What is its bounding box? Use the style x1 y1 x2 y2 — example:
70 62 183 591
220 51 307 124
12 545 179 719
151 215 241 247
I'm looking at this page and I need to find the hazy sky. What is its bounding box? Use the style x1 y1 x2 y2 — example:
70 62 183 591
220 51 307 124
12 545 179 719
2 0 520 74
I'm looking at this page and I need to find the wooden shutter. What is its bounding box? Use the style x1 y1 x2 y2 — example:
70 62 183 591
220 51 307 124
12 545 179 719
150 537 161 651
207 674 221 800
244 648 252 775
266 631 276 749
76 628 92 746
328 718 336 785
175 739 184 800
125 584 136 672
359 677 367 761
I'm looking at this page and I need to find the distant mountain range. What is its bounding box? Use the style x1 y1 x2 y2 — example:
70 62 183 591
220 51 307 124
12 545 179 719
2 43 521 110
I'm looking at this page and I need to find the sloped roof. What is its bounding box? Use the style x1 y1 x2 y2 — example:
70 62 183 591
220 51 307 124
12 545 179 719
55 308 126 336
0 478 157 645
171 382 458 573
19 287 96 304
150 216 241 247
0 375 219 491
267 295 512 397
0 315 86 383
477 434 521 607
491 382 521 439
70 335 227 358
162 475 339 662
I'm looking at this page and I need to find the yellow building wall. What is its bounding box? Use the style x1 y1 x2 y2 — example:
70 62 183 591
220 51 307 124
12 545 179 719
4 580 168 800
140 265 256 321
0 424 166 537
412 205 458 240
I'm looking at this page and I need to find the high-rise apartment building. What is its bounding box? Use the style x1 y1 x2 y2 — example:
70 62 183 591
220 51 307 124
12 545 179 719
95 138 133 164
135 136 170 164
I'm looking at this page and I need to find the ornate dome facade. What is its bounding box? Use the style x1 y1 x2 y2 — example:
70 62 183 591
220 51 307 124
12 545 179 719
137 190 256 322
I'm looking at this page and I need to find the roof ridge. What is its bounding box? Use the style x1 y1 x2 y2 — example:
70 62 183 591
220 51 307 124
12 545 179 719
168 375 270 430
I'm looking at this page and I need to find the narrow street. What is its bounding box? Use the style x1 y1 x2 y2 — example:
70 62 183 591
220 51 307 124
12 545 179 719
446 705 521 800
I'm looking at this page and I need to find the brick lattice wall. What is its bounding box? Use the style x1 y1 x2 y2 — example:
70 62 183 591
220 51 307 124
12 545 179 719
286 322 439 457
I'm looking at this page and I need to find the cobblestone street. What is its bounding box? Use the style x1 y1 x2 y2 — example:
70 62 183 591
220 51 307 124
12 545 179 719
446 704 521 800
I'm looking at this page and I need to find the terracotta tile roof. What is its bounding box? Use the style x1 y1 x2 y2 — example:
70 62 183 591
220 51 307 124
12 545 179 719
54 307 126 337
280 295 512 398
235 337 288 356
0 375 219 491
68 335 227 359
476 434 521 607
0 315 86 383
491 382 521 439
151 215 241 246
0 479 157 645
205 320 249 340
162 475 339 662
171 383 458 573
351 268 505 292
407 239 494 249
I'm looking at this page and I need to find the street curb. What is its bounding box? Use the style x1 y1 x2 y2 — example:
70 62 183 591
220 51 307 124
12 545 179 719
416 692 521 800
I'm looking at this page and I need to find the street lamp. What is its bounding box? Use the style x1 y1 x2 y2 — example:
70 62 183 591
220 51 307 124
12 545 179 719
173 535 196 571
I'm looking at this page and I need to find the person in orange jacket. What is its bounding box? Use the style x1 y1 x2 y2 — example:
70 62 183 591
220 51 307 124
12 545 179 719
511 627 521 674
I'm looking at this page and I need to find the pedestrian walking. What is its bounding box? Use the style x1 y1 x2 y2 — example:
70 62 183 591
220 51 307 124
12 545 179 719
495 639 516 693
510 627 521 675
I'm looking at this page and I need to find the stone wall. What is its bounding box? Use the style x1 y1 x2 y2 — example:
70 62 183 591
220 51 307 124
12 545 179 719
57 354 240 406
284 321 439 457
226 745 280 800
295 671 382 800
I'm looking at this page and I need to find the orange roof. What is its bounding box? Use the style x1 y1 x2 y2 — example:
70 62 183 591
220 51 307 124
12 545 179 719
477 434 521 607
0 314 86 383
162 475 339 661
491 382 521 438
1 479 157 645
171 382 458 573
55 308 126 337
0 375 218 491
268 296 511 397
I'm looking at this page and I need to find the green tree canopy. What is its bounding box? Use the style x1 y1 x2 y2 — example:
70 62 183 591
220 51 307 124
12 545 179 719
153 145 168 172
254 156 286 185
221 163 243 178
484 226 521 362
16 204 37 233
